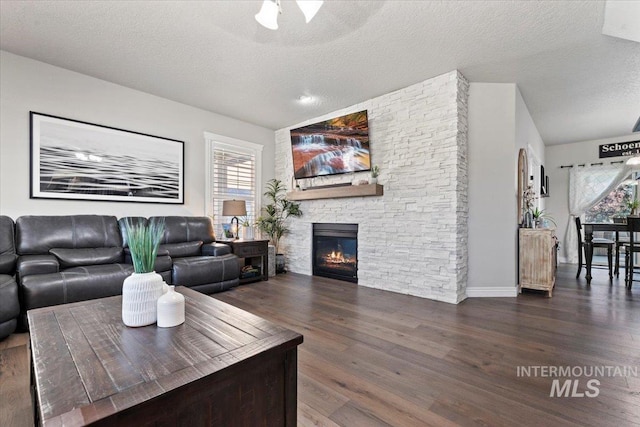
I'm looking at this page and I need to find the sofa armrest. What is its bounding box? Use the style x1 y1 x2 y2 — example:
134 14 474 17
0 253 17 275
17 255 59 278
202 243 231 256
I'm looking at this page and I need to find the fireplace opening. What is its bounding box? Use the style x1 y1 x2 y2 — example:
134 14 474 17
313 223 357 283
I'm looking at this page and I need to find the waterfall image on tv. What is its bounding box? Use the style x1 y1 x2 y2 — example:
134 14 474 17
290 110 370 179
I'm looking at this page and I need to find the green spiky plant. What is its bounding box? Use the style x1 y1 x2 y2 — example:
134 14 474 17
256 179 302 254
124 218 165 273
531 208 557 227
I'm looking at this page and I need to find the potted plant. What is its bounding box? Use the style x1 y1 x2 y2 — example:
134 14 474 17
121 217 166 327
627 199 639 216
369 165 380 184
256 179 302 273
531 208 556 228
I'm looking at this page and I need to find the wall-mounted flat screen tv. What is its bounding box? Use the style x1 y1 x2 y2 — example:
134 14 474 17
290 110 370 179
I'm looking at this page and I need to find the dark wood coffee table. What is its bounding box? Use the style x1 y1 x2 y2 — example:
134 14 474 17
28 287 303 426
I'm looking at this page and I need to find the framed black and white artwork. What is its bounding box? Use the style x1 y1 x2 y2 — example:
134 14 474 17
30 112 184 204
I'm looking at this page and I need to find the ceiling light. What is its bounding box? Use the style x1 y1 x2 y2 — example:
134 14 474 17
255 0 323 30
296 0 324 23
298 95 314 104
626 156 640 165
255 0 280 31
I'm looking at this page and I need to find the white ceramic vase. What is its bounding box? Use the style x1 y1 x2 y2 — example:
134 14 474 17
122 271 165 327
242 226 254 240
157 286 185 328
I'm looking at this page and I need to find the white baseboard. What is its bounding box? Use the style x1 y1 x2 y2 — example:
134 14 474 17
466 286 518 298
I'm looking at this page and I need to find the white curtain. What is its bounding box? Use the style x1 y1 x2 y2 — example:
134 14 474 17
566 163 635 263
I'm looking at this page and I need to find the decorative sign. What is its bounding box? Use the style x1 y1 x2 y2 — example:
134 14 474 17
599 140 640 158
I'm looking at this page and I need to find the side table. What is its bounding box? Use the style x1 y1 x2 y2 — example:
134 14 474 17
225 239 269 284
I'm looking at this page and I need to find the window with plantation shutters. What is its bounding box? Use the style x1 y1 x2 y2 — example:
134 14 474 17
204 133 263 239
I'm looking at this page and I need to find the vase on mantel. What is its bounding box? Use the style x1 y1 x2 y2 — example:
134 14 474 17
122 271 165 327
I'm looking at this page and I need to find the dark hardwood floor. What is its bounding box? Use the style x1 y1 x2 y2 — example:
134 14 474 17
0 333 31 427
1 263 639 426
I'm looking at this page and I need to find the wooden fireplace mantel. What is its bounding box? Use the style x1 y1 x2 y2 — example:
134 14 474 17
286 184 383 201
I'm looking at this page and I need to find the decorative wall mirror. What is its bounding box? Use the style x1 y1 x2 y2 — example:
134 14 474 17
517 148 528 225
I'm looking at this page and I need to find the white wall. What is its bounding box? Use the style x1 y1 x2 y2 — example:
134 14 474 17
0 51 275 219
275 71 469 304
546 134 639 262
467 83 544 296
516 87 546 210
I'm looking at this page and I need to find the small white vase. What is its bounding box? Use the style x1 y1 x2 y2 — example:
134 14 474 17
157 286 185 328
242 225 254 240
369 177 378 184
122 271 165 327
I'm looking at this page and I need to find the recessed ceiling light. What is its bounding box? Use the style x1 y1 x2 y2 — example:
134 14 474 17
298 95 315 104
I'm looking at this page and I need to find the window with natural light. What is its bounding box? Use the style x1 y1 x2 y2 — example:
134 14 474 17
205 133 263 239
585 180 636 223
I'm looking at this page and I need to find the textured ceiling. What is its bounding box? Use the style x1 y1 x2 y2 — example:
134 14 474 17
1 0 639 145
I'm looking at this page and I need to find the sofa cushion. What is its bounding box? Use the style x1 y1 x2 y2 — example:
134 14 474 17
0 275 20 324
16 254 59 278
50 247 124 269
171 254 239 288
16 215 123 255
159 241 202 258
202 242 232 256
20 264 134 313
0 216 16 275
152 216 215 245
0 253 17 275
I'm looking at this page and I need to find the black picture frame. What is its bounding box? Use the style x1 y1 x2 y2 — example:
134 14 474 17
30 112 184 204
545 175 550 197
540 165 549 197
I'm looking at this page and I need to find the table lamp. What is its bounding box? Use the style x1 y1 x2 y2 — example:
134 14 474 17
222 200 247 239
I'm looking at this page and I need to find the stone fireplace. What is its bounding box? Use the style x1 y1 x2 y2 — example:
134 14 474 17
312 223 358 283
275 70 469 304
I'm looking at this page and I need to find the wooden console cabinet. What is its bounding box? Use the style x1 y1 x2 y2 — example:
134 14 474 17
519 228 557 297
225 239 269 284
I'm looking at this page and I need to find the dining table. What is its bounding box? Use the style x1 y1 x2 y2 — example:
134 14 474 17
582 222 627 284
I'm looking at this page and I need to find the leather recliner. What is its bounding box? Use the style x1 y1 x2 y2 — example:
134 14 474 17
16 215 135 327
0 216 19 340
149 216 239 293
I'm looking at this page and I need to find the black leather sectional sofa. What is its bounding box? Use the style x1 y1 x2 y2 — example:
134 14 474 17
0 216 19 340
0 215 239 337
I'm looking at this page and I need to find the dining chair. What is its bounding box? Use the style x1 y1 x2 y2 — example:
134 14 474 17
575 217 614 279
612 217 629 278
624 216 640 289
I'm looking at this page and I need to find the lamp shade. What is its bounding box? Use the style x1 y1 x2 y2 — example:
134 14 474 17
222 200 247 216
255 0 279 30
